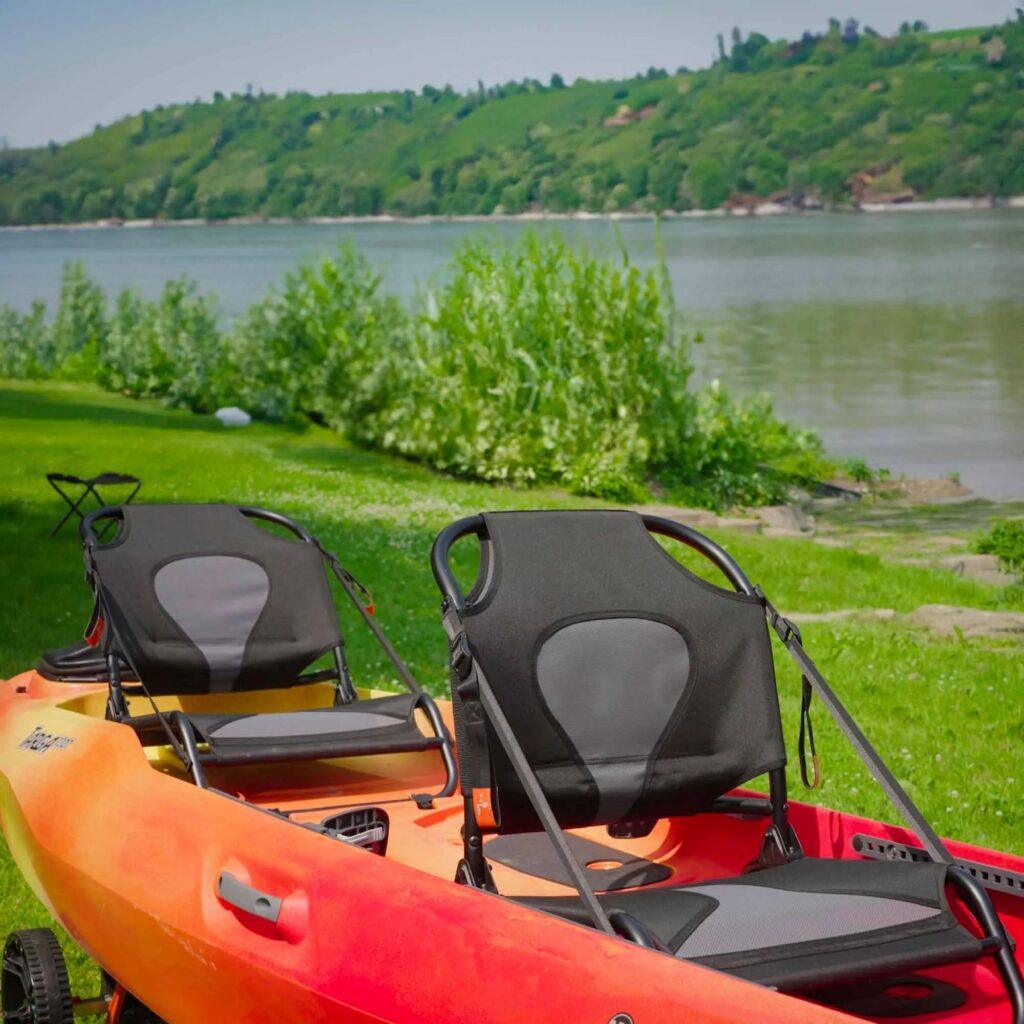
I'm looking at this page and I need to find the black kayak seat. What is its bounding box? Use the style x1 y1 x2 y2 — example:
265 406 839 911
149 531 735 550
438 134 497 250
517 857 982 992
78 503 455 795
431 510 1020 1006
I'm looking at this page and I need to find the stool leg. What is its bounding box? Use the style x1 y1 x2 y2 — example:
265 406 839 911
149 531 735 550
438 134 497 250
47 482 87 538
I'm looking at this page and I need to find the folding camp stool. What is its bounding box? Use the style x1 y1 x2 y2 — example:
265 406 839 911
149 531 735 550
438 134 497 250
46 472 141 539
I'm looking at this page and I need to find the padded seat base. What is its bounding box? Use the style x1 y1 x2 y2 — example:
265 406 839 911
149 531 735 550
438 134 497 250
518 857 983 992
188 692 441 765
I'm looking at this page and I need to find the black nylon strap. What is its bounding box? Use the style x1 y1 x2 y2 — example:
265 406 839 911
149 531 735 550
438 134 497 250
441 602 492 796
798 676 821 790
473 658 616 937
759 590 953 865
318 544 423 696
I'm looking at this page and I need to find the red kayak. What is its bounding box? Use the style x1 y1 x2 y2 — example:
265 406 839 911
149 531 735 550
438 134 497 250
0 504 1019 1023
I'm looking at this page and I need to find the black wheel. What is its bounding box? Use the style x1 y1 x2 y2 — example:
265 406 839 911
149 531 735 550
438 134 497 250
1 929 73 1024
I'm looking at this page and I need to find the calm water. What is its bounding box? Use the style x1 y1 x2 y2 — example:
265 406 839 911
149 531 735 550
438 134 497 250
1 212 1022 497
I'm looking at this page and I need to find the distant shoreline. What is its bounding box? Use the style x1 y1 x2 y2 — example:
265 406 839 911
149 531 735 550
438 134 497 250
2 195 1022 233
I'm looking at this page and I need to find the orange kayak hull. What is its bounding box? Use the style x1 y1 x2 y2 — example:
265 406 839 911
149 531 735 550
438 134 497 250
2 670 1020 1024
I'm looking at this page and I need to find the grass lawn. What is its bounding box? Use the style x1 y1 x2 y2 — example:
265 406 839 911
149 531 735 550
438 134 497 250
1 379 1022 995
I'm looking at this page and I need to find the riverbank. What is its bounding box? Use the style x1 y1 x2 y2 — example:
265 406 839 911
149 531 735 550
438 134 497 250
2 195 1023 232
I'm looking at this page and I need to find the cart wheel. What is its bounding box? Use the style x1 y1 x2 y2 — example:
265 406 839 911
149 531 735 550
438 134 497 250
1 929 73 1024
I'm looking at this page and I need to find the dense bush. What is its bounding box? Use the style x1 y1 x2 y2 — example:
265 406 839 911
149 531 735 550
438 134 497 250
226 244 403 424
973 519 1024 579
0 234 832 508
51 261 107 371
0 302 49 378
658 381 833 510
366 234 691 499
99 279 224 412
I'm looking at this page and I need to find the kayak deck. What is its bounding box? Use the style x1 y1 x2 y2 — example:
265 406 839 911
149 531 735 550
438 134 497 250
6 669 1024 1024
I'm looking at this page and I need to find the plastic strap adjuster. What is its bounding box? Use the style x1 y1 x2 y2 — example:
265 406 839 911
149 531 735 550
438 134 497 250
451 633 474 684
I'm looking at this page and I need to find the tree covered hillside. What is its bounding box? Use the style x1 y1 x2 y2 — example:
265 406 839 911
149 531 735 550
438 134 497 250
1 16 1022 224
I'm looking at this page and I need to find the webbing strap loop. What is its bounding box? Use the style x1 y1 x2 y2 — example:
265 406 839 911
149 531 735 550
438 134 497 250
757 586 953 866
798 676 821 790
440 600 492 800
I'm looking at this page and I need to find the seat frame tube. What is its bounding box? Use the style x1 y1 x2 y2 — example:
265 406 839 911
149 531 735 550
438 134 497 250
83 504 457 806
430 511 1024 1019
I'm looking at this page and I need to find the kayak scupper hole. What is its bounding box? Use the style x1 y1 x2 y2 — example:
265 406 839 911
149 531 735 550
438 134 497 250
884 982 933 1000
255 897 272 912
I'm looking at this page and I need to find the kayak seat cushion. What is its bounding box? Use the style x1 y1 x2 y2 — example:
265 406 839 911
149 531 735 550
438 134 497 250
186 692 443 765
516 857 984 992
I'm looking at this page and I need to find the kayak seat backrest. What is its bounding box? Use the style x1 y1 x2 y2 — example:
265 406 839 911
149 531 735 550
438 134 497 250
89 504 342 695
460 510 786 833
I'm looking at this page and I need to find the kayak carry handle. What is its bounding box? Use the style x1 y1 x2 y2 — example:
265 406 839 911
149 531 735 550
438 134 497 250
217 871 282 924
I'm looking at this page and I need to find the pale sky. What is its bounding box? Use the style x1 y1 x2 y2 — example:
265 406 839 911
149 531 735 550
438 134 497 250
0 0 1017 148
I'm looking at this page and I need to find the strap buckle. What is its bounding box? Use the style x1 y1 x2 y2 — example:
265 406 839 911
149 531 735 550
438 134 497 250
451 633 474 683
755 585 799 644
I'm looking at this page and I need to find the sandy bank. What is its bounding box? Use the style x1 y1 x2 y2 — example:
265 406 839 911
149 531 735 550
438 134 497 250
2 196 1022 233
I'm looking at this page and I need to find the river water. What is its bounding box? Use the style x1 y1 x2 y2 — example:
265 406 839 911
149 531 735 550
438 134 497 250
1 211 1021 497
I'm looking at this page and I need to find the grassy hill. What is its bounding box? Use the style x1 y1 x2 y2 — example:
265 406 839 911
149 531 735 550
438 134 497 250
1 17 1022 225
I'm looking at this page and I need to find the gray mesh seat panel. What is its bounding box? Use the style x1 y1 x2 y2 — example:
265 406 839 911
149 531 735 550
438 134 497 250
207 710 408 740
153 555 270 691
517 857 983 991
674 884 939 958
188 693 439 760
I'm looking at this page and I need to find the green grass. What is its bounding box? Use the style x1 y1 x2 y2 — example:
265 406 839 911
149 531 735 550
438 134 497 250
1 379 1021 995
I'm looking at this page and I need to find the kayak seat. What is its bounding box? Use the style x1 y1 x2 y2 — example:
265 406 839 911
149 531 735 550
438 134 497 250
78 503 456 798
186 692 444 766
431 510 1022 1007
517 857 983 992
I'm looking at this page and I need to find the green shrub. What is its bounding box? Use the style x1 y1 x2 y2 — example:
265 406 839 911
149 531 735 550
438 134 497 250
100 279 225 412
226 244 404 423
99 288 161 397
973 519 1024 579
51 261 106 371
843 456 891 484
659 381 833 510
364 233 690 498
0 302 50 378
149 279 224 412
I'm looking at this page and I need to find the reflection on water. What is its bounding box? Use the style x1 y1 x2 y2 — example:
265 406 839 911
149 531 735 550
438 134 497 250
689 301 1024 499
1 211 1021 496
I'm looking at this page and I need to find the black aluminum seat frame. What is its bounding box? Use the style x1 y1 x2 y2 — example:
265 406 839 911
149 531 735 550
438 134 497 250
81 504 456 807
431 511 1023 1017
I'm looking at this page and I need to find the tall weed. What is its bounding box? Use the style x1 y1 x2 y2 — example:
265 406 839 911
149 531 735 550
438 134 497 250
370 234 689 499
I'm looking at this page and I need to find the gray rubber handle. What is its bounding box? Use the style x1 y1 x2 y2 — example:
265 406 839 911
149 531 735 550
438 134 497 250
217 871 282 924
